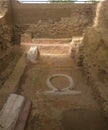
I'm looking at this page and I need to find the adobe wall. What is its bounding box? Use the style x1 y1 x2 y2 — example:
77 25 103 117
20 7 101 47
10 0 97 39
11 1 95 24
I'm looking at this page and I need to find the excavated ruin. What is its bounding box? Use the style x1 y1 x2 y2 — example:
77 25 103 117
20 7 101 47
0 0 108 130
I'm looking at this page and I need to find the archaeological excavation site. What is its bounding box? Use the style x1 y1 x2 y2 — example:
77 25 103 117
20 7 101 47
0 0 108 130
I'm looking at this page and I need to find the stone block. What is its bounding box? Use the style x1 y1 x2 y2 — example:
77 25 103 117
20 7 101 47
0 94 25 130
27 46 40 63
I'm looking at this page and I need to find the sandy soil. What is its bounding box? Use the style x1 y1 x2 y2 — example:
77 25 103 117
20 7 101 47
18 54 108 130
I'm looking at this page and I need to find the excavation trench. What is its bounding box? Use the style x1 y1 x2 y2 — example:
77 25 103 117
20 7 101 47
16 39 108 130
0 1 108 129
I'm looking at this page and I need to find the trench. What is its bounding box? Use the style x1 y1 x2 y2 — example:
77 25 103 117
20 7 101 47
17 38 108 130
0 1 108 129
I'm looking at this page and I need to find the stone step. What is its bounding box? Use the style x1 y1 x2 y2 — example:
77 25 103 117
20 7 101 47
21 43 70 54
32 38 72 44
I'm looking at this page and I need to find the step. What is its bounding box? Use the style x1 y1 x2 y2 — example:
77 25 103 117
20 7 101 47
21 43 70 54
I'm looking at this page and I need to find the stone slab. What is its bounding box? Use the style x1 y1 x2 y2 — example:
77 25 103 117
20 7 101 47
22 43 70 54
0 94 25 130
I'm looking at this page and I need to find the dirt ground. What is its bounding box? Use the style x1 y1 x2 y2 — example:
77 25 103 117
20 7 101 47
0 39 107 130
18 54 108 130
0 1 108 129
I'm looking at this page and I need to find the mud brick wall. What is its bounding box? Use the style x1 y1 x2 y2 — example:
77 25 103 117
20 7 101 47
11 0 97 38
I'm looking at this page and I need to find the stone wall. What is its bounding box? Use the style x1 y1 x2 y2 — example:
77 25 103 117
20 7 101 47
11 1 96 24
10 0 97 39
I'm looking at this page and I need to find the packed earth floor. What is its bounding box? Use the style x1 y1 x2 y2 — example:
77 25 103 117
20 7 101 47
19 53 108 130
0 39 108 130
